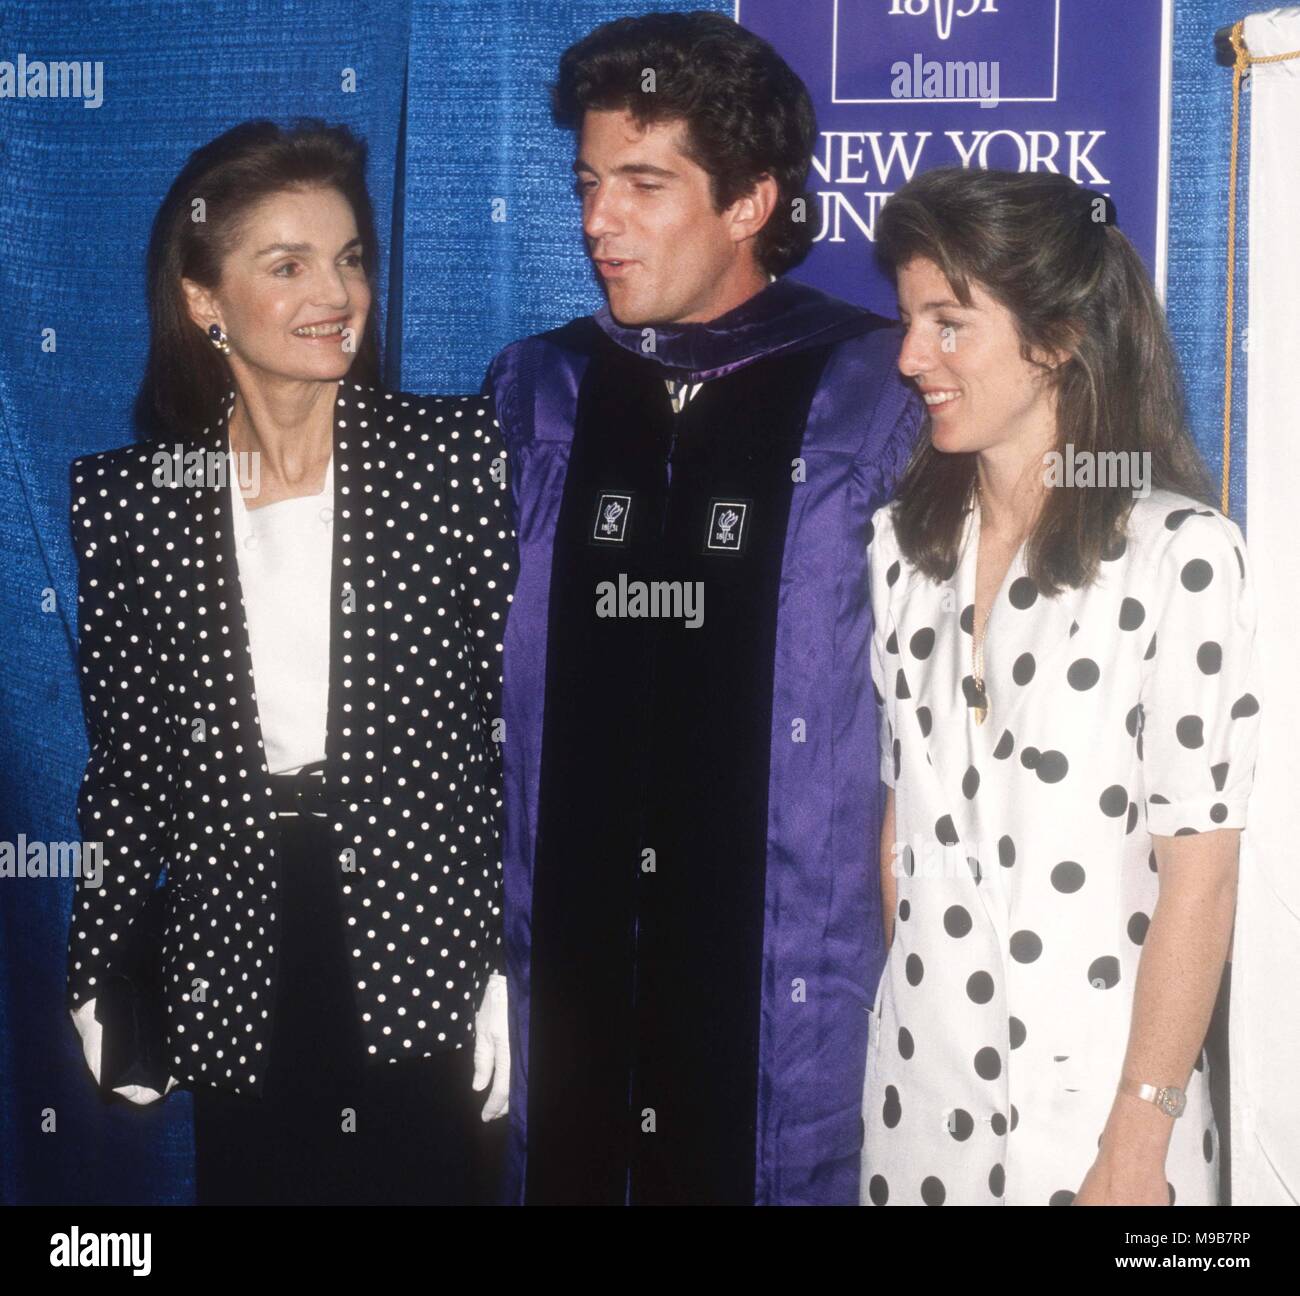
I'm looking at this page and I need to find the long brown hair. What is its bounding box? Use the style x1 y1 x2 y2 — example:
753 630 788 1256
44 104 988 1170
876 166 1214 593
135 118 383 440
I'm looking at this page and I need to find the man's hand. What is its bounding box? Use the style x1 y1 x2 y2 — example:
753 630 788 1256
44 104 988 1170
472 973 510 1121
70 999 178 1105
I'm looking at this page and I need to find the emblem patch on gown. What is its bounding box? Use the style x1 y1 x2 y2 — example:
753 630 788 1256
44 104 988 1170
591 492 632 544
705 499 751 555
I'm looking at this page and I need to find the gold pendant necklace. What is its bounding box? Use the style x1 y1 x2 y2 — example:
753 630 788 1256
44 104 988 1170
971 482 990 725
971 622 990 725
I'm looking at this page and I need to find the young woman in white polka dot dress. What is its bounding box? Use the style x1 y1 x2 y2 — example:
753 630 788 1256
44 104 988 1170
66 122 515 1204
860 169 1261 1206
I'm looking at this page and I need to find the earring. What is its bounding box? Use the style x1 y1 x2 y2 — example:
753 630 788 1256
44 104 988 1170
207 323 231 355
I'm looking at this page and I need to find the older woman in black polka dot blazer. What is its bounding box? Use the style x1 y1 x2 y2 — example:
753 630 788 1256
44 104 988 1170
64 121 516 1205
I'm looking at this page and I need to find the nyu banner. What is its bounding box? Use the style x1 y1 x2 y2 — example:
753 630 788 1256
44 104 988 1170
737 0 1172 314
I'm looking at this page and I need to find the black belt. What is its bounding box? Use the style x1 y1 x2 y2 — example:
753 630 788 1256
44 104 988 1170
268 759 329 817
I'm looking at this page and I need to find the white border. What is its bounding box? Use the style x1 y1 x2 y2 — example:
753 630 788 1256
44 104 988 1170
1154 0 1173 303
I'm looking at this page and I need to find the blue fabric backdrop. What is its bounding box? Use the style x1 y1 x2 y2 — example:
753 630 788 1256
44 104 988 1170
0 0 1248 1204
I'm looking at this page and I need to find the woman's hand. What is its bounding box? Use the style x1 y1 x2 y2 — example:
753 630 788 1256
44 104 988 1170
1073 1152 1170 1205
1074 1089 1174 1204
70 999 178 1105
472 973 510 1121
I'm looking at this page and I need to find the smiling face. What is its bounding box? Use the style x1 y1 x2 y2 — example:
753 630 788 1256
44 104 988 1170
896 255 1061 460
574 108 773 327
182 184 371 386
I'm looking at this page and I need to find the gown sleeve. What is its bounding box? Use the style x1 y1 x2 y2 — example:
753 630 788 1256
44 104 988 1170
869 504 898 790
1138 508 1260 837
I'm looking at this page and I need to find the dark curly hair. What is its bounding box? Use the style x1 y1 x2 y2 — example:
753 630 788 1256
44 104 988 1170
136 118 383 440
551 10 817 277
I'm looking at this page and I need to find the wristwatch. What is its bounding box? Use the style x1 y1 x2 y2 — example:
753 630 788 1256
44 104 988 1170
1122 1079 1187 1117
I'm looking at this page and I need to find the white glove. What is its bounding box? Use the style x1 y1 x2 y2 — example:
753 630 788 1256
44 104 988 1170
71 998 178 1104
471 972 510 1121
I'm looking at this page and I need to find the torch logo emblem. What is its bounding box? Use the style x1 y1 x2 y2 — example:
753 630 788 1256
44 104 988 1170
705 499 750 554
591 492 633 544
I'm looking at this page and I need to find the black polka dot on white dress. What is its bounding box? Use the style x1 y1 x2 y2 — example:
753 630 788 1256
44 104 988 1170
861 488 1260 1206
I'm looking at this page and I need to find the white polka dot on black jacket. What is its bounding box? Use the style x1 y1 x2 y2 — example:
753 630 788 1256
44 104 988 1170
66 382 516 1096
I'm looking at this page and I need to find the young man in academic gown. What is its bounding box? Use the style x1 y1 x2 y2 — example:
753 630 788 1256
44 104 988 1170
485 11 924 1205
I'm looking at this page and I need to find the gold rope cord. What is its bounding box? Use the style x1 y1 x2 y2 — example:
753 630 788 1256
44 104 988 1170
1223 21 1300 512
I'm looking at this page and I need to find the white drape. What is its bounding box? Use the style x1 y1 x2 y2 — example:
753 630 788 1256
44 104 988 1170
1234 4 1300 1208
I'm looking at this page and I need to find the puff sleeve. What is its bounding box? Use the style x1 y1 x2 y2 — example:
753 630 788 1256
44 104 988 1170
1138 508 1260 836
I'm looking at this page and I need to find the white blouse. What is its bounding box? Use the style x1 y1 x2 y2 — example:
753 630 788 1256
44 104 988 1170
228 452 334 776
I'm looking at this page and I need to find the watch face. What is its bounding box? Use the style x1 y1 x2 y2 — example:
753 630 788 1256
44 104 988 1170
1158 1087 1187 1117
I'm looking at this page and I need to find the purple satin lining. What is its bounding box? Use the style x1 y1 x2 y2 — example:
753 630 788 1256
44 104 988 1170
488 337 588 1204
756 327 923 1203
593 277 889 382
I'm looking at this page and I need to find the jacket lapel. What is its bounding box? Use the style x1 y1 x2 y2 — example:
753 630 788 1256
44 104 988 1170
184 394 276 831
182 382 387 830
319 382 386 807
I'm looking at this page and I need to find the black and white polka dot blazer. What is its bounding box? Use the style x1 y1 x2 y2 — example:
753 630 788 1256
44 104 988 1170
66 382 515 1096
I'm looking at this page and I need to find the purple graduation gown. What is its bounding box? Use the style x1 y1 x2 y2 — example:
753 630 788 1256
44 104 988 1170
486 277 924 1204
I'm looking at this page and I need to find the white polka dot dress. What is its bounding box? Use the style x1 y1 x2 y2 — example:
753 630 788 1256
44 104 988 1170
861 488 1261 1206
66 381 515 1096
